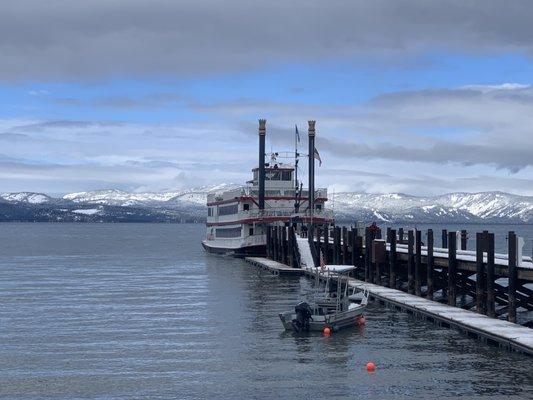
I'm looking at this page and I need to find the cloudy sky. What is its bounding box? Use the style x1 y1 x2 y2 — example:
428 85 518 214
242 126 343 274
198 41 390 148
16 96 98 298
1 0 532 196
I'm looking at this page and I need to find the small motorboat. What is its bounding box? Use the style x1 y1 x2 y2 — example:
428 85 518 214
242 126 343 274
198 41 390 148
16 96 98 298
279 268 369 333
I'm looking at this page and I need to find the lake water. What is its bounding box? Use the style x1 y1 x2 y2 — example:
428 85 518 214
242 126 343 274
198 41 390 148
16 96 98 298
1 223 532 399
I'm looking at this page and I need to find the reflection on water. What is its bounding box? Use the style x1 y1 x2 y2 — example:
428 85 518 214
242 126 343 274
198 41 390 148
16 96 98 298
0 223 531 399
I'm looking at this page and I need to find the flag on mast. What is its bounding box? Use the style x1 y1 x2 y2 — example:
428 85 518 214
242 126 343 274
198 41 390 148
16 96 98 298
295 124 300 142
314 147 322 166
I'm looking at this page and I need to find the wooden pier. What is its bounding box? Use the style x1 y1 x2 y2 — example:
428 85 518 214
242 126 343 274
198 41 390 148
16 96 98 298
258 223 533 355
245 255 533 355
348 278 533 355
265 225 533 323
245 257 304 276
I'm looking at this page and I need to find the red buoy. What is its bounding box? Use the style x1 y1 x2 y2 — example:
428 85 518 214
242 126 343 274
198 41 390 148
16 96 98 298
366 362 376 372
357 315 366 326
323 326 331 335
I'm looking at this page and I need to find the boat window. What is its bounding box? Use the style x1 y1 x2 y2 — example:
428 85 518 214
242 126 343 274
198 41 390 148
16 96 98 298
284 190 295 197
215 227 241 238
315 204 322 210
266 190 281 196
282 171 292 181
266 170 281 180
243 203 250 211
253 170 258 181
207 207 214 216
249 227 253 236
218 203 238 216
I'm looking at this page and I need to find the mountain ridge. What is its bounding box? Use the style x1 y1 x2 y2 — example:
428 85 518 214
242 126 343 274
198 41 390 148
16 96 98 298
1 186 531 223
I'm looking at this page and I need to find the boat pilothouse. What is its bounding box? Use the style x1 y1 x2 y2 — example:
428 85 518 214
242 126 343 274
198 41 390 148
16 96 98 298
202 119 334 256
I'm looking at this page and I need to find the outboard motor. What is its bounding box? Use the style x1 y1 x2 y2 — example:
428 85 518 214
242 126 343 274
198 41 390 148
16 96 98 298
291 302 312 332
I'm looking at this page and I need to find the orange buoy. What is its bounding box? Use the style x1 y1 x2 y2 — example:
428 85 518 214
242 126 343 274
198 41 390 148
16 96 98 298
323 326 331 335
357 315 366 326
366 362 376 372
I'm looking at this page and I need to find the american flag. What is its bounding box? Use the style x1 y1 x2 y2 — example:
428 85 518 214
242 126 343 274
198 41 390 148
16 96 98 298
314 147 322 166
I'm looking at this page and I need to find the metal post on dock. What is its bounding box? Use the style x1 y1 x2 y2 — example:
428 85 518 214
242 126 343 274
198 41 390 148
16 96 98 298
475 232 485 314
448 231 457 306
415 230 422 296
508 231 517 323
486 233 496 317
427 229 434 300
407 230 414 294
442 229 448 249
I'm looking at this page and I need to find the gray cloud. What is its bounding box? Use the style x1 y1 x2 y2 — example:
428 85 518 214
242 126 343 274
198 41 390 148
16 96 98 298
213 84 533 172
2 1 533 81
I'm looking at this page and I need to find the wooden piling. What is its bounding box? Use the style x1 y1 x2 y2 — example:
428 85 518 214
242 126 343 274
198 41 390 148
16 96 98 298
475 232 485 314
350 228 356 266
364 227 372 282
407 230 414 294
461 229 468 250
389 229 397 288
448 231 457 307
274 226 280 261
281 226 288 264
333 227 339 264
486 233 495 317
265 226 272 258
286 225 290 268
398 228 404 244
426 229 434 300
508 231 517 323
323 225 329 264
442 229 448 249
415 230 422 296
341 227 347 265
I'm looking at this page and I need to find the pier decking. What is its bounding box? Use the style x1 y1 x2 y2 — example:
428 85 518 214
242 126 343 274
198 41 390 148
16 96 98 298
245 257 304 276
245 256 533 355
348 278 533 355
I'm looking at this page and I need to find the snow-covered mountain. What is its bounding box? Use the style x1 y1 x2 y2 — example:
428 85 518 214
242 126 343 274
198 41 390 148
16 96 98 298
0 192 52 204
330 191 533 223
62 183 239 207
0 187 531 223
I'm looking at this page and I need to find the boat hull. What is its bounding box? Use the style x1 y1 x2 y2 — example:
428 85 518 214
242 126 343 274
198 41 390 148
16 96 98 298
201 240 266 257
278 304 366 332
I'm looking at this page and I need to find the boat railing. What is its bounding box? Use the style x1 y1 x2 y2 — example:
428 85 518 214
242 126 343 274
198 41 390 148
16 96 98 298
207 187 329 203
245 208 334 219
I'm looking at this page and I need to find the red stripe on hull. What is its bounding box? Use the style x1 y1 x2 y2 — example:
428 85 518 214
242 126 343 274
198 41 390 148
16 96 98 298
206 216 332 227
207 196 327 206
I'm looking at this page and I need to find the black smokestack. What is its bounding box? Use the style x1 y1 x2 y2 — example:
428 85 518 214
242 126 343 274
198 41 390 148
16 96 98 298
308 120 315 218
258 119 266 210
